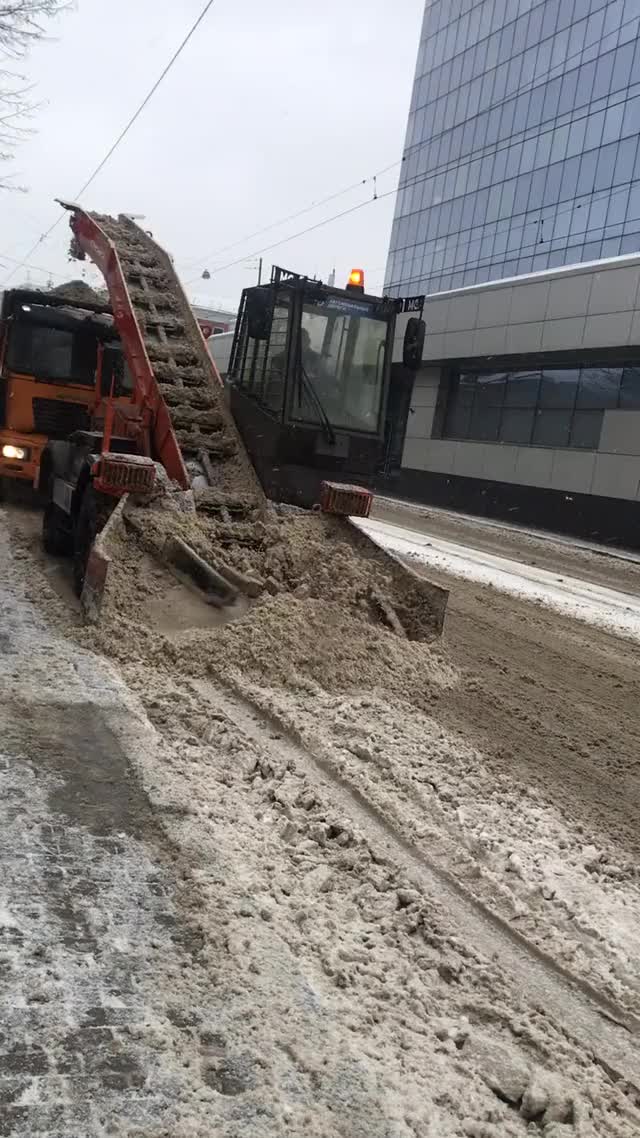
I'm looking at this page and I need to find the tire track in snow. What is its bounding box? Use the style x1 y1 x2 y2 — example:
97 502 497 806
198 679 640 1097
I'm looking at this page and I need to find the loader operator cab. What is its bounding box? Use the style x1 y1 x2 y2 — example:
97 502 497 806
228 266 417 507
0 289 132 489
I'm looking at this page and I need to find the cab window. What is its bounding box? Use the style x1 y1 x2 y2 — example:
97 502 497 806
6 323 96 386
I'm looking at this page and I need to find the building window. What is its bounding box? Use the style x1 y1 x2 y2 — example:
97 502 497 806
386 0 640 299
442 363 640 450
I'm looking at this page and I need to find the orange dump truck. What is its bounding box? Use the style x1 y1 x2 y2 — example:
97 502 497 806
0 287 131 489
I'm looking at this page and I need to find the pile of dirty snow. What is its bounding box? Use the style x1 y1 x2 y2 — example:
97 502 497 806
77 506 454 707
189 593 455 699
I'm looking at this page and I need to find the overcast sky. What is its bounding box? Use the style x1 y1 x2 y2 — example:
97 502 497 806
0 0 423 310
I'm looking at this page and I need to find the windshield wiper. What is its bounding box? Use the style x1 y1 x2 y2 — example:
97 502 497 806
298 364 336 446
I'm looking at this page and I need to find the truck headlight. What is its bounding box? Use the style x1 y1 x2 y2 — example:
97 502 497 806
2 444 28 460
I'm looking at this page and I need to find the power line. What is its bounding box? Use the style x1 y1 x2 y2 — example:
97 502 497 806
387 199 623 291
384 180 639 292
2 216 69 290
200 89 626 288
372 87 640 278
0 243 83 280
6 2 635 298
2 0 218 289
188 115 626 288
178 162 402 271
390 86 630 222
73 0 217 203
387 126 636 270
1 259 68 281
184 184 402 285
183 9 639 285
382 43 640 283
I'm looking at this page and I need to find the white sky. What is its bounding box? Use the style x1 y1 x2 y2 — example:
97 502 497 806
0 0 423 309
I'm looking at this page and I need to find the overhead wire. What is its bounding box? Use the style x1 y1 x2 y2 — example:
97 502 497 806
370 8 640 209
366 15 640 290
5 5 637 294
200 122 637 297
178 161 403 271
191 91 627 289
71 0 217 204
0 243 84 280
384 180 639 292
2 0 218 288
382 96 637 261
183 186 402 286
186 9 640 283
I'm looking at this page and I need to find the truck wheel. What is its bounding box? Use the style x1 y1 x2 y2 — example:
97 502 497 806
72 485 112 598
43 502 72 556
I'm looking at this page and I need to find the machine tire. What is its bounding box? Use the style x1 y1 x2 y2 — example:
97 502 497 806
72 485 112 598
43 502 72 556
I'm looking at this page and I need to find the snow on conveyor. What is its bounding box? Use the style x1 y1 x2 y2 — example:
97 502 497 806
356 516 640 644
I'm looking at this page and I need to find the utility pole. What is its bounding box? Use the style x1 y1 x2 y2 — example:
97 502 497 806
257 257 263 286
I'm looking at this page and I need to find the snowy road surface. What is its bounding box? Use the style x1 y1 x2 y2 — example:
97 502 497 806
4 503 640 1136
357 515 640 642
373 493 640 566
0 525 235 1134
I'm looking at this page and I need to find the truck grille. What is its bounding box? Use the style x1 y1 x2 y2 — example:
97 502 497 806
32 397 89 438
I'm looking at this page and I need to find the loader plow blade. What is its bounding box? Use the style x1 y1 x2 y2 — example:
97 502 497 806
80 498 127 623
79 499 447 645
340 517 447 641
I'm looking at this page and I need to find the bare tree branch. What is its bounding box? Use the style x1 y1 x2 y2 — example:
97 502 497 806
0 1 70 180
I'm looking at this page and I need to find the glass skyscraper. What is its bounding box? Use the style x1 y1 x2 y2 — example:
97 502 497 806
385 0 640 297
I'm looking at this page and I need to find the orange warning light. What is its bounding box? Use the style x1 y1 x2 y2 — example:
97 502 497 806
346 268 365 292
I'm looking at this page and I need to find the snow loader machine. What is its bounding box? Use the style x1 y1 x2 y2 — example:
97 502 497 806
227 264 425 506
39 204 447 639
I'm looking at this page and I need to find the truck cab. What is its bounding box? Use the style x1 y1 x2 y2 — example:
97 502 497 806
228 267 409 507
0 289 132 489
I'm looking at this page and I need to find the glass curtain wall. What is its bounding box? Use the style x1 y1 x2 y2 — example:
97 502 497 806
386 0 640 297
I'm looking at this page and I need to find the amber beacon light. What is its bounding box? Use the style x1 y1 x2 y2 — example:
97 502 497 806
346 268 365 292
